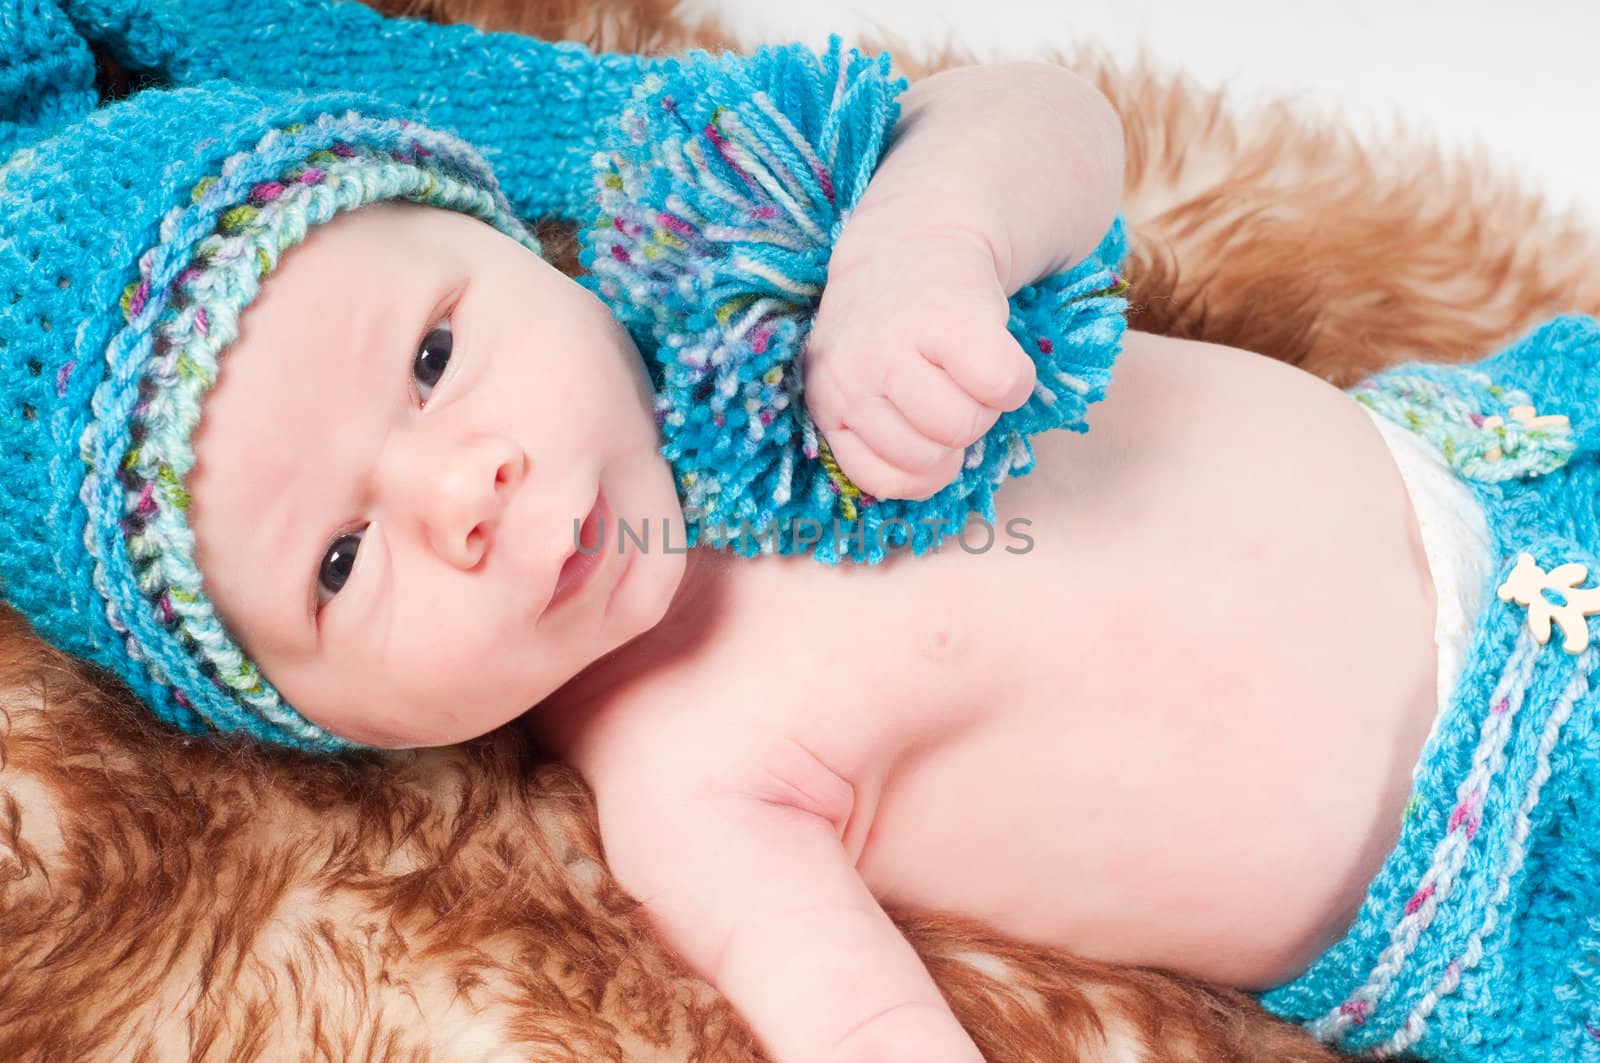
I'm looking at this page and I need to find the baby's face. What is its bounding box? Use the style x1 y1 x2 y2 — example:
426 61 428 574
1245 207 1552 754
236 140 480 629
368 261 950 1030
188 201 686 747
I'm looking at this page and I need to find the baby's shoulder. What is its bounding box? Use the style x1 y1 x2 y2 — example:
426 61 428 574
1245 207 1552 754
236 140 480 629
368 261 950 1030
550 555 985 821
571 649 908 816
575 659 851 783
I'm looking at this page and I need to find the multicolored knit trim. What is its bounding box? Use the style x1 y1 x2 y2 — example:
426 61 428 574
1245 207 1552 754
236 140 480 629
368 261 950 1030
1349 369 1574 483
75 111 541 752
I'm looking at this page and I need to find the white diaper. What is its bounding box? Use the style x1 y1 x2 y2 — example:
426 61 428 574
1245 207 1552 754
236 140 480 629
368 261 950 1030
1358 405 1497 777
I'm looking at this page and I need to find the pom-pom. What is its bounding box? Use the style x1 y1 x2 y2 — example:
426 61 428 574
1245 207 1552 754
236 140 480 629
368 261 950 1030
579 36 1128 564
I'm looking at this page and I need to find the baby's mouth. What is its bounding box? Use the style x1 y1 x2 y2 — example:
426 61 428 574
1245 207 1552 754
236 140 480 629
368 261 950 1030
548 488 608 611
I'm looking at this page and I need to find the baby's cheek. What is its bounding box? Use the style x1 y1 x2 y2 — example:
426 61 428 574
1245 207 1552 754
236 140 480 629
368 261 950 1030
348 666 511 747
418 621 564 720
276 663 417 748
592 384 651 450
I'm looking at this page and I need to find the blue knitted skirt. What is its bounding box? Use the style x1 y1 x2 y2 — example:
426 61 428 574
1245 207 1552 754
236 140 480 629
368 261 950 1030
1257 314 1600 1061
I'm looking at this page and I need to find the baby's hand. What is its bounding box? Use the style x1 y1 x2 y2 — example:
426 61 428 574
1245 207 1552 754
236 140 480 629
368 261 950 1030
805 226 1036 501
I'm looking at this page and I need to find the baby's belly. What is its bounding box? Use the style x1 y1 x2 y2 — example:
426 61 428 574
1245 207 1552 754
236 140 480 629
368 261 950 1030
850 332 1441 989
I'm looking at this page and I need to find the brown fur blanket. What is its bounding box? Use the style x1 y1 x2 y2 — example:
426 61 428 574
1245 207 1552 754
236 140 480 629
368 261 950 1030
5 1 1600 1060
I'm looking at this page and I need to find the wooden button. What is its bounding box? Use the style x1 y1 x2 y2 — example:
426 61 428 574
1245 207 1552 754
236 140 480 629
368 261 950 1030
1497 552 1600 654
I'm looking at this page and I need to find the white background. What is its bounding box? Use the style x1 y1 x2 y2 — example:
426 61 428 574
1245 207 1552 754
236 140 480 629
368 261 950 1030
683 0 1600 225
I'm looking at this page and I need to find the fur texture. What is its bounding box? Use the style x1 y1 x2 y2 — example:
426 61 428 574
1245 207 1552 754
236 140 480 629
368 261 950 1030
7 1 1599 1059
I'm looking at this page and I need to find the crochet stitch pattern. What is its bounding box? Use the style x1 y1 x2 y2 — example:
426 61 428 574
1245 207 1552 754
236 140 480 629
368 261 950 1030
167 0 677 222
1263 315 1600 1062
1 0 581 751
1350 370 1575 483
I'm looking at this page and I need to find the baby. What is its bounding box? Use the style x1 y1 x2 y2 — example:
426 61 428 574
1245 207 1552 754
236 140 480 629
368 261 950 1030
4 5 1596 1063
137 68 1469 1056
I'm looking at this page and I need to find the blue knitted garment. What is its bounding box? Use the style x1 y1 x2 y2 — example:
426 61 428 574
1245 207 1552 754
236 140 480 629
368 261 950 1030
0 2 1125 748
1261 314 1600 1062
1 0 584 751
78 0 677 220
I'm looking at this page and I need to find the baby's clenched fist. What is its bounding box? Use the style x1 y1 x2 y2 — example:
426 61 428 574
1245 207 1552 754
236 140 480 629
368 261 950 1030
804 229 1036 502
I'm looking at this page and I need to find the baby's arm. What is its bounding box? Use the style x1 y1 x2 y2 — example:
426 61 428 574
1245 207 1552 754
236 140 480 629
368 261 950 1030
807 63 1125 501
595 749 982 1063
843 61 1125 294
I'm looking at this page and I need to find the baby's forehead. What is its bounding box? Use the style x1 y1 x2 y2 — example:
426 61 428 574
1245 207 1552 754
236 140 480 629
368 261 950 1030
234 203 472 338
325 199 479 247
237 200 449 291
189 205 491 483
189 215 437 543
276 199 429 270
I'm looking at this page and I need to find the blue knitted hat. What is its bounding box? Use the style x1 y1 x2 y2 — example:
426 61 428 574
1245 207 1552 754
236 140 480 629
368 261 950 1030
0 3 545 753
3 2 1128 757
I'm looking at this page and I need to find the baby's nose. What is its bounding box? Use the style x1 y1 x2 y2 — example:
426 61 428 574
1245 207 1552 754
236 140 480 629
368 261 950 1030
404 433 526 569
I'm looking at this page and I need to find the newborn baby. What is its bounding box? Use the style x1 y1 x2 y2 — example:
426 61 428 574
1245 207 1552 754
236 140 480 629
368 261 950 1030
6 19 1594 1063
182 72 1438 1061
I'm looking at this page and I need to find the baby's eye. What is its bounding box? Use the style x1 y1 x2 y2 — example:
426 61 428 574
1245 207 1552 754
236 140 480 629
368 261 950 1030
317 530 364 607
413 320 453 405
314 314 453 611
